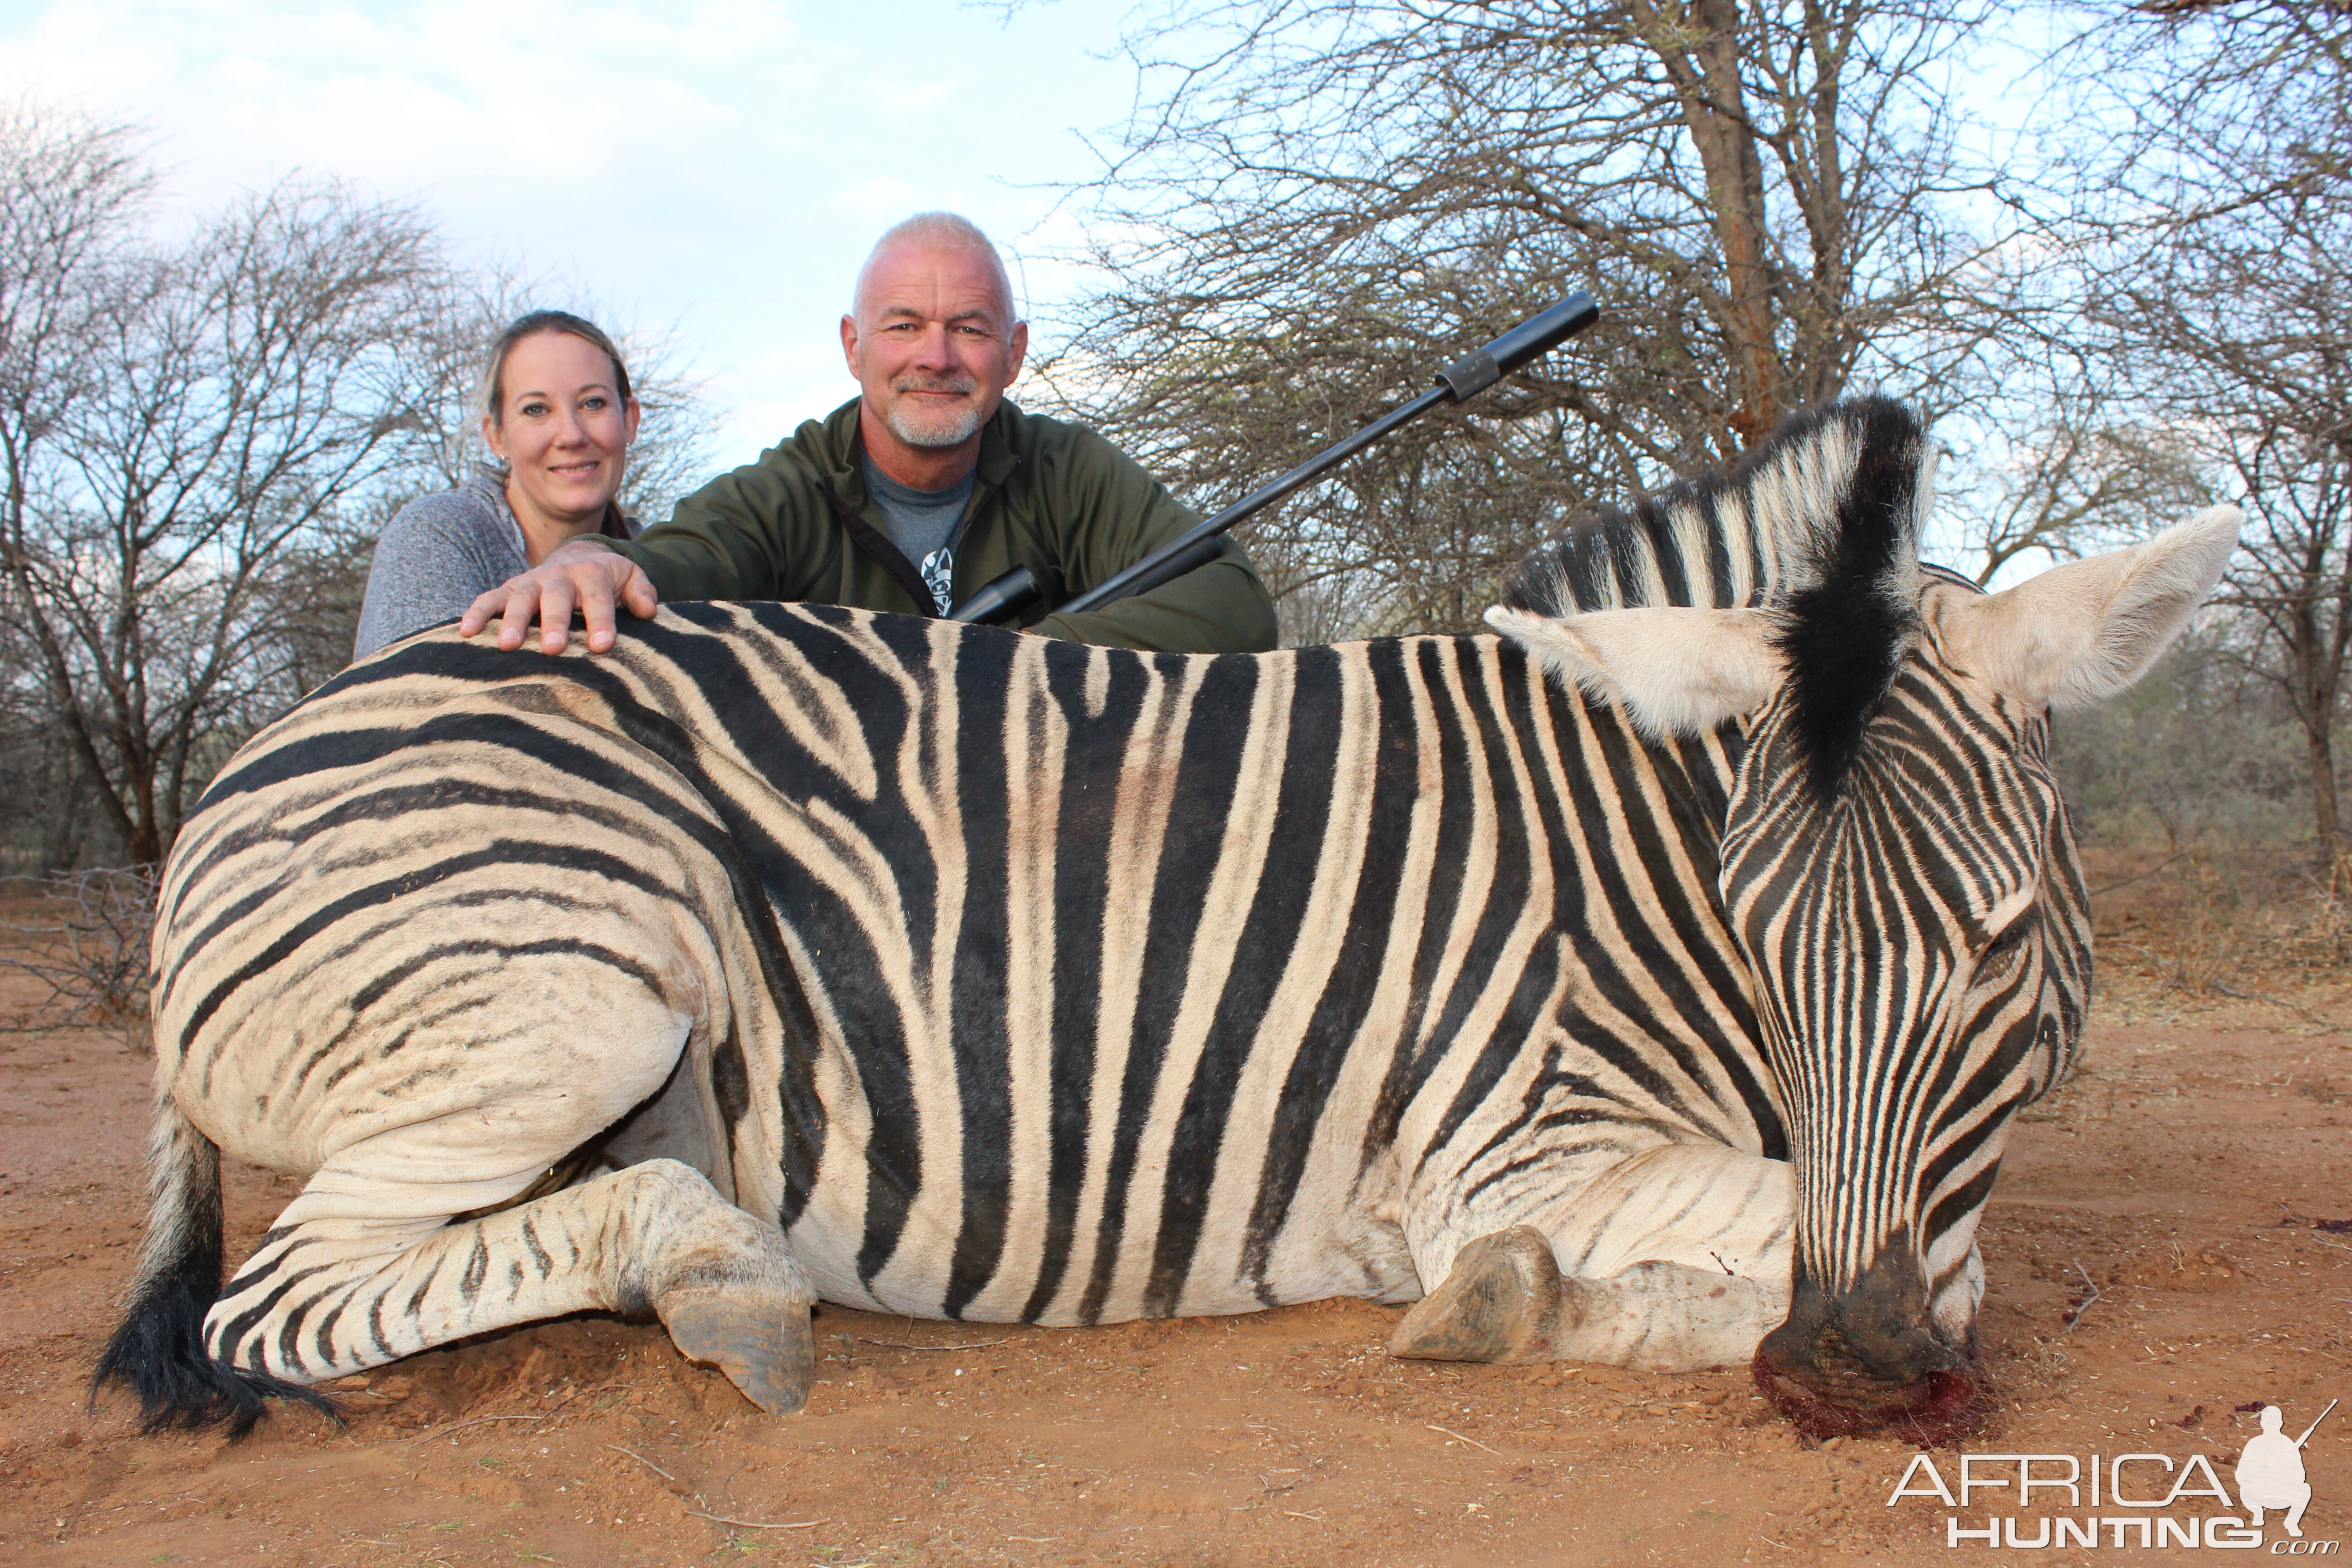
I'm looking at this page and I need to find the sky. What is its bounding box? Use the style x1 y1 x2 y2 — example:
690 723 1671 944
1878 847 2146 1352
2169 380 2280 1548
0 0 1144 470
0 0 2082 573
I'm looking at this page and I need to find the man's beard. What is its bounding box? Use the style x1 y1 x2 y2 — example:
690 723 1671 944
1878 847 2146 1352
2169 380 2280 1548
882 376 987 448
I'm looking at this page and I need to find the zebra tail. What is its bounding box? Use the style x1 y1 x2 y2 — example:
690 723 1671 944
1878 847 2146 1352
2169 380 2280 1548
89 1092 338 1438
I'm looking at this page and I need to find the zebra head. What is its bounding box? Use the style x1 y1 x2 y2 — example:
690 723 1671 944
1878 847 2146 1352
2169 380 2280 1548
1490 399 2239 1434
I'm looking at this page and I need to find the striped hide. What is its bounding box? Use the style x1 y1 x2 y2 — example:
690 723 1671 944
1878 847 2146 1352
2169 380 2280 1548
98 399 2239 1439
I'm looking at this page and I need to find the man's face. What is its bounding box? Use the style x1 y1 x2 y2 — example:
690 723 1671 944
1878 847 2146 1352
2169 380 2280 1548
842 242 1029 451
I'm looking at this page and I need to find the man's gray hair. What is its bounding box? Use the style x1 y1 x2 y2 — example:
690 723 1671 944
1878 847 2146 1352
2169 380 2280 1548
852 212 1020 324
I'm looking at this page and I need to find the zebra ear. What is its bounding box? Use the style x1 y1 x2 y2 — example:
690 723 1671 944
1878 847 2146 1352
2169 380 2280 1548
1947 505 2241 713
1485 604 1786 737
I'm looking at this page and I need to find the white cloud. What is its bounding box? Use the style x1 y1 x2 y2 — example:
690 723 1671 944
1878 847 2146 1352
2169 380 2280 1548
0 0 1137 475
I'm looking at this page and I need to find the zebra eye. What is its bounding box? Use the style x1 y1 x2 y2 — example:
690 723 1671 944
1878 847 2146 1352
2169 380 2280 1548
1977 916 2034 973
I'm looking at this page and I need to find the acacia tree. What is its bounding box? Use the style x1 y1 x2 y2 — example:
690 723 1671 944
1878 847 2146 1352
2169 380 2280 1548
1930 380 2217 587
1044 0 2028 634
0 167 451 864
2103 197 2352 860
0 104 715 871
2091 0 2350 211
2056 0 2352 861
0 110 150 868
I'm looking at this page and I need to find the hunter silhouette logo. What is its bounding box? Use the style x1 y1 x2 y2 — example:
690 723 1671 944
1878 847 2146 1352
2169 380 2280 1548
2241 1400 2334 1539
1885 1394 2339 1549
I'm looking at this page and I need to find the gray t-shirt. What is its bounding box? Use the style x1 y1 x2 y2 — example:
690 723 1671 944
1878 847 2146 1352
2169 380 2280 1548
862 457 976 613
353 469 636 659
354 470 530 659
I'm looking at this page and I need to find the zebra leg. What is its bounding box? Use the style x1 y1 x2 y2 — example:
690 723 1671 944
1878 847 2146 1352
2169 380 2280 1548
1389 1229 1788 1369
1392 1143 1793 1372
205 1157 815 1414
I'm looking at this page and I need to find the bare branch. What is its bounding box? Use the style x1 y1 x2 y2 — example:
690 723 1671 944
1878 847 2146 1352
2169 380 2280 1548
1039 0 2037 638
0 864 157 1049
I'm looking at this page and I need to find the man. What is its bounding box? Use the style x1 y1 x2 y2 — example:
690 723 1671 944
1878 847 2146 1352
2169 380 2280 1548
2235 1403 2317 1539
460 213 1277 655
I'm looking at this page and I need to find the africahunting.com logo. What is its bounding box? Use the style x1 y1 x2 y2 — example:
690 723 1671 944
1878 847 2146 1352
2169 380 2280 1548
1886 1399 2337 1552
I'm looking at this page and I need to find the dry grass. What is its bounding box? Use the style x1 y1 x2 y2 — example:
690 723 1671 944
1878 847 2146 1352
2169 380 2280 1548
2082 843 2352 1029
0 867 157 1052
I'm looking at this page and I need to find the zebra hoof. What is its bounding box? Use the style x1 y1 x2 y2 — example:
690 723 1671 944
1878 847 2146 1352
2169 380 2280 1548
657 1284 814 1415
1389 1225 1574 1364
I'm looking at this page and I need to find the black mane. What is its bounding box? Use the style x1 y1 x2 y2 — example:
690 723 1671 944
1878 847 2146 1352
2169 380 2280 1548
1501 396 1929 797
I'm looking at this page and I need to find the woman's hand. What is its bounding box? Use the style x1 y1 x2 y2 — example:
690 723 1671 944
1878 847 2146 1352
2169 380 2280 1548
459 538 660 654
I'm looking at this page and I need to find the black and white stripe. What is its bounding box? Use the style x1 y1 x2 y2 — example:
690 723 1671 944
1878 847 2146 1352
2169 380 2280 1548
100 398 2212 1434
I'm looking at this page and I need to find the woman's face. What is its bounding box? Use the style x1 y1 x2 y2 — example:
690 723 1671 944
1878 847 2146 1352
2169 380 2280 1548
482 331 640 531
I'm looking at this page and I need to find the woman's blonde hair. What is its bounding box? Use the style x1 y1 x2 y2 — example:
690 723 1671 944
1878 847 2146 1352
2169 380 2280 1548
476 310 640 540
478 310 633 427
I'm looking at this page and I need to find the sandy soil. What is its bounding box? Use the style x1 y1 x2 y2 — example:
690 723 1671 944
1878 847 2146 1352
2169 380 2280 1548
1 883 2347 1566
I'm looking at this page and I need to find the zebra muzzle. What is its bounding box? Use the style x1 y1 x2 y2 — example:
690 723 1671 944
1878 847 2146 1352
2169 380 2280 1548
1752 1246 1984 1441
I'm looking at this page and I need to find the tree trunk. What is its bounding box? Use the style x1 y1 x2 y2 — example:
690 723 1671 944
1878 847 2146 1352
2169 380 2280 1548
2306 720 2343 868
1641 0 1789 448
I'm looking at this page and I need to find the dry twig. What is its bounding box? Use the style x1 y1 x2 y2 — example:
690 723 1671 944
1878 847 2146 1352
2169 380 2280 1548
604 1443 676 1481
402 1412 558 1443
1426 1423 1503 1455
2087 851 2195 898
606 1442 824 1532
683 1510 823 1530
2202 978 2331 1024
2063 1259 2102 1333
857 1337 1009 1352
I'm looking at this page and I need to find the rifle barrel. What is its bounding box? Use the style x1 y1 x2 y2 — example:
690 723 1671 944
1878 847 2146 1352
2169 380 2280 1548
1049 383 1452 619
946 291 1600 625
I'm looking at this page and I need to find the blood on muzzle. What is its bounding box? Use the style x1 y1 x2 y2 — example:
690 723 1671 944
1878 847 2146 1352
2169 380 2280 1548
1751 1232 1988 1441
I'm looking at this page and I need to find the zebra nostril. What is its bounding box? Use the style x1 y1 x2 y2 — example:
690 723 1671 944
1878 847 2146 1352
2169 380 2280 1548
1756 1289 1828 1379
1754 1290 1981 1441
1755 1243 1977 1431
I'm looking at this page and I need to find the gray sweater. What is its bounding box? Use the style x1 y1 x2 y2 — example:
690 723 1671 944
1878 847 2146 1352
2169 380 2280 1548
354 470 633 658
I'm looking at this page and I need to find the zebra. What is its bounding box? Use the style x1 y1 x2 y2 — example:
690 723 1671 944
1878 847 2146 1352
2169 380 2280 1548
97 397 2237 1439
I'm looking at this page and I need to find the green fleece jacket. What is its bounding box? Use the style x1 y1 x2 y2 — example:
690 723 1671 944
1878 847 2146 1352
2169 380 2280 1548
613 399 1278 653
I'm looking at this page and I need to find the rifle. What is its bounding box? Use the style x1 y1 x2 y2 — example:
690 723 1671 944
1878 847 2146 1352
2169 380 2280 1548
2296 1398 2337 1447
946 293 1602 626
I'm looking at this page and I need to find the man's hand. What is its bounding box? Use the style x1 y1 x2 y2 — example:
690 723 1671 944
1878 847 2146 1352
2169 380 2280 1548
459 538 660 654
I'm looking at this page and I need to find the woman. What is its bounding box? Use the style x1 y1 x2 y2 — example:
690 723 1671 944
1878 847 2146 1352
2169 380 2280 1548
354 310 642 657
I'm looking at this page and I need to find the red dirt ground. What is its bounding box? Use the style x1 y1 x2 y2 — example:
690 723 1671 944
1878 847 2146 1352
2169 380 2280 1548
2 866 2347 1567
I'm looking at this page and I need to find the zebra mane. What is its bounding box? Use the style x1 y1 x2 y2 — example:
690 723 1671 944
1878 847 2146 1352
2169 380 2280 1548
1499 396 1932 796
